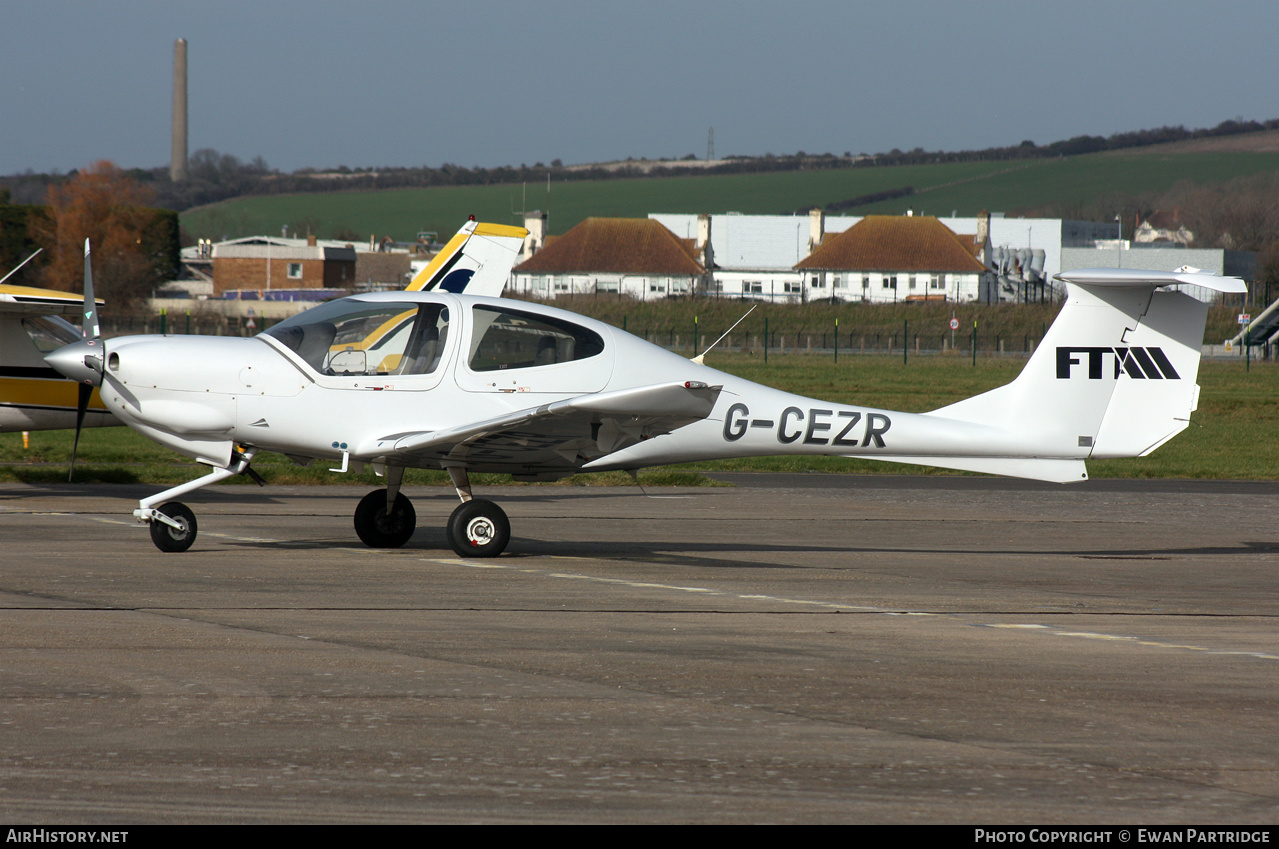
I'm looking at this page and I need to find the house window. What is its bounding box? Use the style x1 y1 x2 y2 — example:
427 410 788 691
287 263 302 279
671 278 689 294
810 275 823 288
882 275 896 289
909 275 918 291
833 275 843 289
783 280 801 294
862 275 870 289
930 274 943 290
745 281 763 294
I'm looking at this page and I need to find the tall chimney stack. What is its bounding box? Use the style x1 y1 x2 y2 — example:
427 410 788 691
171 38 188 182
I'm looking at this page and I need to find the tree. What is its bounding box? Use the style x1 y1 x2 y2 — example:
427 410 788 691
33 161 166 309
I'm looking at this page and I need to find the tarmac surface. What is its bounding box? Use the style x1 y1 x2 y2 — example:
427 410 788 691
0 474 1276 824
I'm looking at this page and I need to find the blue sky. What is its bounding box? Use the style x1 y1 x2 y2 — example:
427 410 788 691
3 0 1278 175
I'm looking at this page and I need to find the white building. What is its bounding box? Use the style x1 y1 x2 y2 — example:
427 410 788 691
510 217 707 300
654 211 989 302
795 214 989 303
651 212 1247 303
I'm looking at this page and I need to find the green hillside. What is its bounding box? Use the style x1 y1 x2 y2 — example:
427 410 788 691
180 150 1279 242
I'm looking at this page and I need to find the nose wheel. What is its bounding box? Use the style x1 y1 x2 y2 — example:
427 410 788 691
447 499 510 558
135 450 260 553
148 501 197 553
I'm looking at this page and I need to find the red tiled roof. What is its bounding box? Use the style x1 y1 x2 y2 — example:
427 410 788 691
514 218 705 275
796 215 988 273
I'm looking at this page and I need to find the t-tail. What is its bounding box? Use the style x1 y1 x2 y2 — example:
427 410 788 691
590 268 1244 484
407 218 528 296
902 268 1246 482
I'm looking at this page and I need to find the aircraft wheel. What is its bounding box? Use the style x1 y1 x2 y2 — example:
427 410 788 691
354 490 417 548
447 499 509 558
149 501 197 553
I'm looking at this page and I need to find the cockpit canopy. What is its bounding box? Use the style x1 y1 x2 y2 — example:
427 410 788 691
261 295 608 379
264 300 449 376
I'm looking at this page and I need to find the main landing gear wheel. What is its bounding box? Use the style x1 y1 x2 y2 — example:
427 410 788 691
149 501 197 553
447 499 509 558
354 489 417 548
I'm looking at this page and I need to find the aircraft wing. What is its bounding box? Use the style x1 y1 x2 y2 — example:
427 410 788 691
365 380 721 478
0 284 103 316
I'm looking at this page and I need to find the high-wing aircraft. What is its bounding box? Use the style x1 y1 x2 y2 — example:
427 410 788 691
0 279 112 434
0 219 526 438
45 255 1245 555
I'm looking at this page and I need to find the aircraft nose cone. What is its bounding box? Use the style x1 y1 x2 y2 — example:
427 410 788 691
45 340 105 386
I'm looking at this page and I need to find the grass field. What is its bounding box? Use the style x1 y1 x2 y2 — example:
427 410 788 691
3 355 1274 486
181 150 1279 242
182 160 1018 242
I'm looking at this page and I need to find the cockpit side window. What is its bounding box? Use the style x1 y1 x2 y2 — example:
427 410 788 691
468 306 604 372
264 301 449 376
395 306 451 375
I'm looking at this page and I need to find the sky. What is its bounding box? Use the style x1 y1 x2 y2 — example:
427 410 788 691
3 0 1279 176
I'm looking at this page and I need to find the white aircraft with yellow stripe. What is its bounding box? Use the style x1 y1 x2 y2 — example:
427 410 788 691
0 218 527 440
0 281 111 434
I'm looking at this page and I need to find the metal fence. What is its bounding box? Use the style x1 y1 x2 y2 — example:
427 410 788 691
102 313 1050 358
624 323 1044 359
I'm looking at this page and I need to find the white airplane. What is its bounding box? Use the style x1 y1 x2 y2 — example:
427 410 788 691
0 219 526 443
45 253 1244 555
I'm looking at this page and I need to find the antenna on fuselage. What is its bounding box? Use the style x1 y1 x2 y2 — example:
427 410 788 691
690 304 756 365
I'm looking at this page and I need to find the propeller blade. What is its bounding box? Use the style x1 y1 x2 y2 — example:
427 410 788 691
69 239 102 481
81 239 100 341
68 382 93 482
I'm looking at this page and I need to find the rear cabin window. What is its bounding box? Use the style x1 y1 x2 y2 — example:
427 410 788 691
468 306 604 372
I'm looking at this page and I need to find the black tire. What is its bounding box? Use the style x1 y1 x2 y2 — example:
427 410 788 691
149 501 197 553
354 489 417 548
446 499 510 558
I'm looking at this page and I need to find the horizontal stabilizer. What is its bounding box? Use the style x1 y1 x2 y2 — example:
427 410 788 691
1058 268 1247 293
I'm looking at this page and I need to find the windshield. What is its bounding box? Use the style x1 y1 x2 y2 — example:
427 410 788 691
263 300 450 376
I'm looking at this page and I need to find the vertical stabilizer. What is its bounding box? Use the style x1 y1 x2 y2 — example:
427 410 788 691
928 269 1245 461
407 220 528 296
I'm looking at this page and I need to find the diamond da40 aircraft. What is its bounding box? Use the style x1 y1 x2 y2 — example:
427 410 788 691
45 246 1244 555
